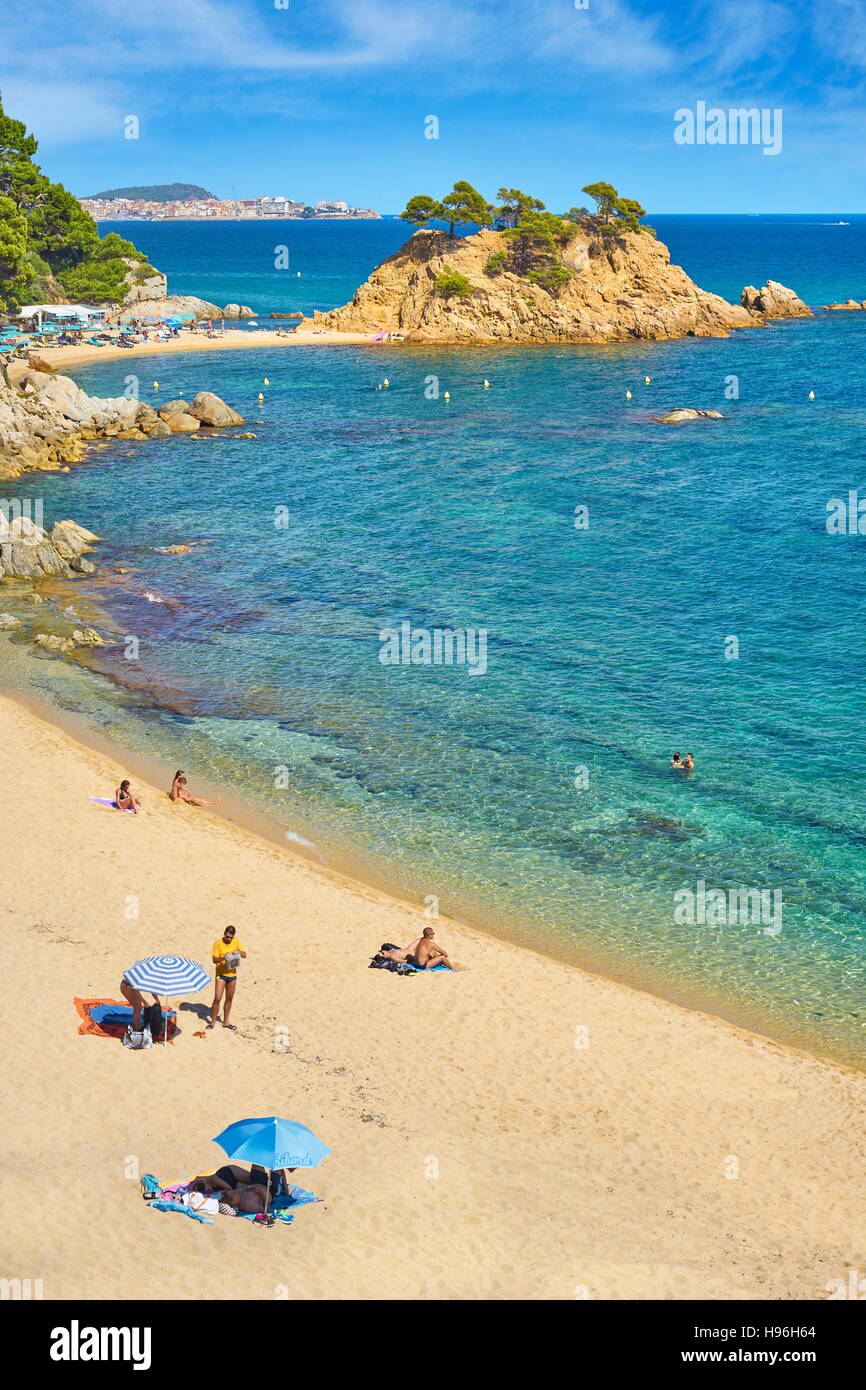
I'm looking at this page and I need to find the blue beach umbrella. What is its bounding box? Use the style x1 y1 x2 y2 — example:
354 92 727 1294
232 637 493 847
124 954 210 1045
213 1116 331 1171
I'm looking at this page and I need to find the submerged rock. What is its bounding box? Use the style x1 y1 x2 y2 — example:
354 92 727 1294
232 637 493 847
654 408 725 424
0 612 21 629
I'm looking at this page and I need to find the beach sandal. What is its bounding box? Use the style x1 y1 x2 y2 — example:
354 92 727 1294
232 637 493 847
222 1022 237 1031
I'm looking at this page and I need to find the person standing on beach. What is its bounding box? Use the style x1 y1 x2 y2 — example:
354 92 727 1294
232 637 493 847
209 925 247 1030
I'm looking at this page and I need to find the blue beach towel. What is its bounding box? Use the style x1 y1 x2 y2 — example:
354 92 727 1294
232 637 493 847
90 796 134 812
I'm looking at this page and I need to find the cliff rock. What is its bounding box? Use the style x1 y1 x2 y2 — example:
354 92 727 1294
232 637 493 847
299 227 810 344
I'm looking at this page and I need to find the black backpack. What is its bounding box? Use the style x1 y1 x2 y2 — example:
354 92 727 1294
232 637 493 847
144 1001 165 1038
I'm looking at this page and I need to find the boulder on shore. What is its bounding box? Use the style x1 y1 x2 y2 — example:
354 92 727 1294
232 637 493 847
221 304 256 318
163 412 201 433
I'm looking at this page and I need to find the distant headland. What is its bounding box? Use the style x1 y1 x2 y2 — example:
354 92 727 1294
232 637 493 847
80 190 381 223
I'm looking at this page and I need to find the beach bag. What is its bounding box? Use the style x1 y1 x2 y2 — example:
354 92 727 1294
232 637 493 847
122 1023 153 1050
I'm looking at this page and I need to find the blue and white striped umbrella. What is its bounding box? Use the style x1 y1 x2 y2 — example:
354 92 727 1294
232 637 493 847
124 954 210 996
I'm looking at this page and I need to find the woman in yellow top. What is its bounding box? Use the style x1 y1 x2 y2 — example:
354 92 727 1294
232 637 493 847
209 924 247 1030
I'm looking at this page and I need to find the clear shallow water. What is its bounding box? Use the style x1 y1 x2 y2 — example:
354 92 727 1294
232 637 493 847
7 216 866 1064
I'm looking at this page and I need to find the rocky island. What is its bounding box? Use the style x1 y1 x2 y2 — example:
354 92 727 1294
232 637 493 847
300 180 810 344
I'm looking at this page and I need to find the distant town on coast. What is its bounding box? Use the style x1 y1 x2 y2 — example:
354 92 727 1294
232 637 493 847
79 183 381 222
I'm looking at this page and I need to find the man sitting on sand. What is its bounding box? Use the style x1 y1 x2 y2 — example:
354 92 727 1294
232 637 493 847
404 925 459 970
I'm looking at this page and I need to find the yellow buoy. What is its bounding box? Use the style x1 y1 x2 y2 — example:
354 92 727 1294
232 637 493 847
153 381 159 390
258 393 264 402
625 390 632 399
263 377 269 385
483 379 490 388
644 376 651 384
444 391 451 401
383 378 389 387
808 390 815 400
297 271 301 277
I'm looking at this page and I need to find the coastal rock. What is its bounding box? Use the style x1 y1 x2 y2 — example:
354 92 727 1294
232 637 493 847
187 391 245 427
740 280 811 319
157 544 191 554
71 627 106 645
822 299 866 310
162 411 201 433
654 408 725 424
234 432 257 439
145 420 172 438
0 612 21 629
158 399 190 419
49 519 99 560
27 355 56 374
33 633 75 653
119 294 222 322
297 226 803 344
221 304 256 318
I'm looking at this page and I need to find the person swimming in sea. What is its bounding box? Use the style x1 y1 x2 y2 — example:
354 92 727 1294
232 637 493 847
169 770 221 807
670 752 684 769
684 752 695 771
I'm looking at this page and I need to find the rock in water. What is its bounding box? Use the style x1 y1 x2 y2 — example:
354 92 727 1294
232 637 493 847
187 391 245 427
740 281 811 318
654 408 725 424
162 412 201 433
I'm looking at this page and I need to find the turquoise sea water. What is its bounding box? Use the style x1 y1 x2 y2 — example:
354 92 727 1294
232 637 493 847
6 215 866 1064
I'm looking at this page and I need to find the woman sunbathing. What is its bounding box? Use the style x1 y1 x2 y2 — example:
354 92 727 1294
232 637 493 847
169 769 221 807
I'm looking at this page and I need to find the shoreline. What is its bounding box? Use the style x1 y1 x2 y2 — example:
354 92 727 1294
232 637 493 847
2 683 865 1300
3 640 865 1080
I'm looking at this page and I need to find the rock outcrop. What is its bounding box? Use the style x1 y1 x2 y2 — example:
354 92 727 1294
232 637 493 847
119 295 256 322
740 281 811 319
298 227 810 344
0 373 245 481
0 515 99 582
822 299 866 311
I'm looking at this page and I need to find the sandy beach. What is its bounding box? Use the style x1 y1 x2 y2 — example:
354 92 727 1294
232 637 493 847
1 688 864 1301
7 327 379 382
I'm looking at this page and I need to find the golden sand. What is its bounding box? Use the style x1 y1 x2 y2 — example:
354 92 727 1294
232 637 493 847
1 690 864 1300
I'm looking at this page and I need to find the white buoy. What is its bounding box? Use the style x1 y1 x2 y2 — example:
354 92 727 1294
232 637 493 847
263 377 269 385
297 271 301 277
444 391 451 401
644 376 651 384
625 390 632 399
483 379 490 388
808 390 815 400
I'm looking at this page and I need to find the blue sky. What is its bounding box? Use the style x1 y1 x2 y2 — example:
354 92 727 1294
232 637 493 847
2 0 866 211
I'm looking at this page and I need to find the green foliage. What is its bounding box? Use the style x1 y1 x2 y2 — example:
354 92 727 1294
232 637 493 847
84 183 215 201
581 182 652 237
400 181 492 238
503 209 573 295
484 250 507 276
494 188 545 228
435 267 474 299
0 91 149 312
0 195 28 310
